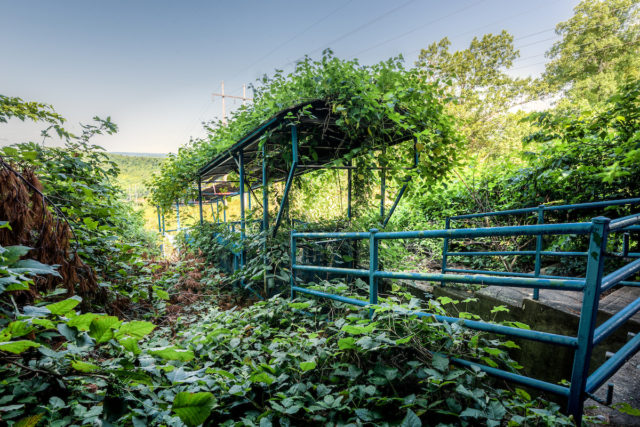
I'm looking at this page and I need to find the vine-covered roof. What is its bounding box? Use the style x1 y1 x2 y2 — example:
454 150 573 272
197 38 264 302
198 99 414 192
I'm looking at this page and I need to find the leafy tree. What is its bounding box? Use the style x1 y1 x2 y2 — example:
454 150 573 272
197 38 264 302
541 0 640 108
415 31 531 154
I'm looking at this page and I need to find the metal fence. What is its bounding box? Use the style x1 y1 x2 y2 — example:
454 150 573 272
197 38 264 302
289 198 640 423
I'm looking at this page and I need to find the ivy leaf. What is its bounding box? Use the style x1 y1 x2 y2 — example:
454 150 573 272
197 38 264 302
432 353 449 372
250 371 275 385
89 316 121 343
71 360 100 372
0 340 40 354
149 346 194 362
45 296 81 315
118 336 141 355
115 321 155 339
66 313 101 331
401 409 422 427
299 360 316 372
172 392 215 427
338 337 356 350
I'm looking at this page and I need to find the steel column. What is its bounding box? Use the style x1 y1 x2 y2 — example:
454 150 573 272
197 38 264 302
369 229 379 318
290 230 296 300
198 177 203 225
176 202 180 231
382 177 411 228
347 160 352 220
273 125 298 235
567 217 609 423
533 205 544 300
441 217 450 287
239 150 245 267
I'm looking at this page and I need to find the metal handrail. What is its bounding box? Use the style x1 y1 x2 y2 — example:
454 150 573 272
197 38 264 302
290 209 640 424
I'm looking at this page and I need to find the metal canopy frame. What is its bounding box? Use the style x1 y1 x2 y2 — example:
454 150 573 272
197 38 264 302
182 99 421 284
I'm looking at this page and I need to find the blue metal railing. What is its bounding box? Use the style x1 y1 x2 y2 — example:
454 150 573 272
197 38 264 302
290 202 640 423
443 197 640 300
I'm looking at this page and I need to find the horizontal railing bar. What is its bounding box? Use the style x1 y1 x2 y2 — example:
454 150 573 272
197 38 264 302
609 213 640 231
450 198 640 220
444 268 541 278
618 225 640 231
291 286 369 307
601 258 640 292
292 265 370 277
451 207 538 220
544 198 640 212
411 310 578 347
450 356 570 396
375 223 592 240
446 268 583 281
448 251 640 258
593 296 640 345
292 231 371 239
587 332 640 393
375 271 585 290
447 251 590 257
448 251 537 256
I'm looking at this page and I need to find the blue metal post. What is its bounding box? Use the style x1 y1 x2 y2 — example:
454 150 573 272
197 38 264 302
533 205 544 300
239 150 245 268
215 200 219 224
380 149 386 220
273 124 298 235
198 177 204 226
347 162 352 220
176 202 180 231
262 143 269 232
156 206 162 232
369 229 379 319
290 230 296 300
567 217 610 423
223 198 227 223
382 177 411 228
441 217 450 287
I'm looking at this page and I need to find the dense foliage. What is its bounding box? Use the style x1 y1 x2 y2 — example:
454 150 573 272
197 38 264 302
150 52 462 210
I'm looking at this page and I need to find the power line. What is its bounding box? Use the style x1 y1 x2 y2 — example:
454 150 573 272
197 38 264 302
351 0 488 58
287 0 421 66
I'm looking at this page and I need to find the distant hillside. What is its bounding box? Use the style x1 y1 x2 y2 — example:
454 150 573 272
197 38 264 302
110 152 167 158
107 153 164 199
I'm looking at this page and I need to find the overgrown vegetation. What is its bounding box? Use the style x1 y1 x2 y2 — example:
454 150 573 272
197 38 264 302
2 0 640 425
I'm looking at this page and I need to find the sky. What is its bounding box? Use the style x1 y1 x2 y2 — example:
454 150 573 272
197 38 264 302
1 0 579 154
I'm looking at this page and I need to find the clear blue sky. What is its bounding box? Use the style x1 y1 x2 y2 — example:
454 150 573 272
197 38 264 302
1 0 578 154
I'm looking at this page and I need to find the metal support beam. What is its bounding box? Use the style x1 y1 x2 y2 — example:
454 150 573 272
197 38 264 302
176 201 180 230
567 217 609 424
533 205 544 300
380 148 386 219
347 159 352 219
273 124 298 236
262 143 269 233
198 177 203 226
156 206 162 233
382 177 411 228
238 150 245 267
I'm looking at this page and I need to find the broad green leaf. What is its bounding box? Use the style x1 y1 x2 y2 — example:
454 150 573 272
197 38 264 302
89 316 121 343
149 346 194 361
31 318 56 330
401 409 422 427
0 340 40 354
45 296 81 315
67 313 101 331
71 360 100 372
7 321 33 338
250 371 275 385
172 392 215 426
118 336 141 355
299 360 317 372
338 337 356 350
116 320 155 339
12 259 60 277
